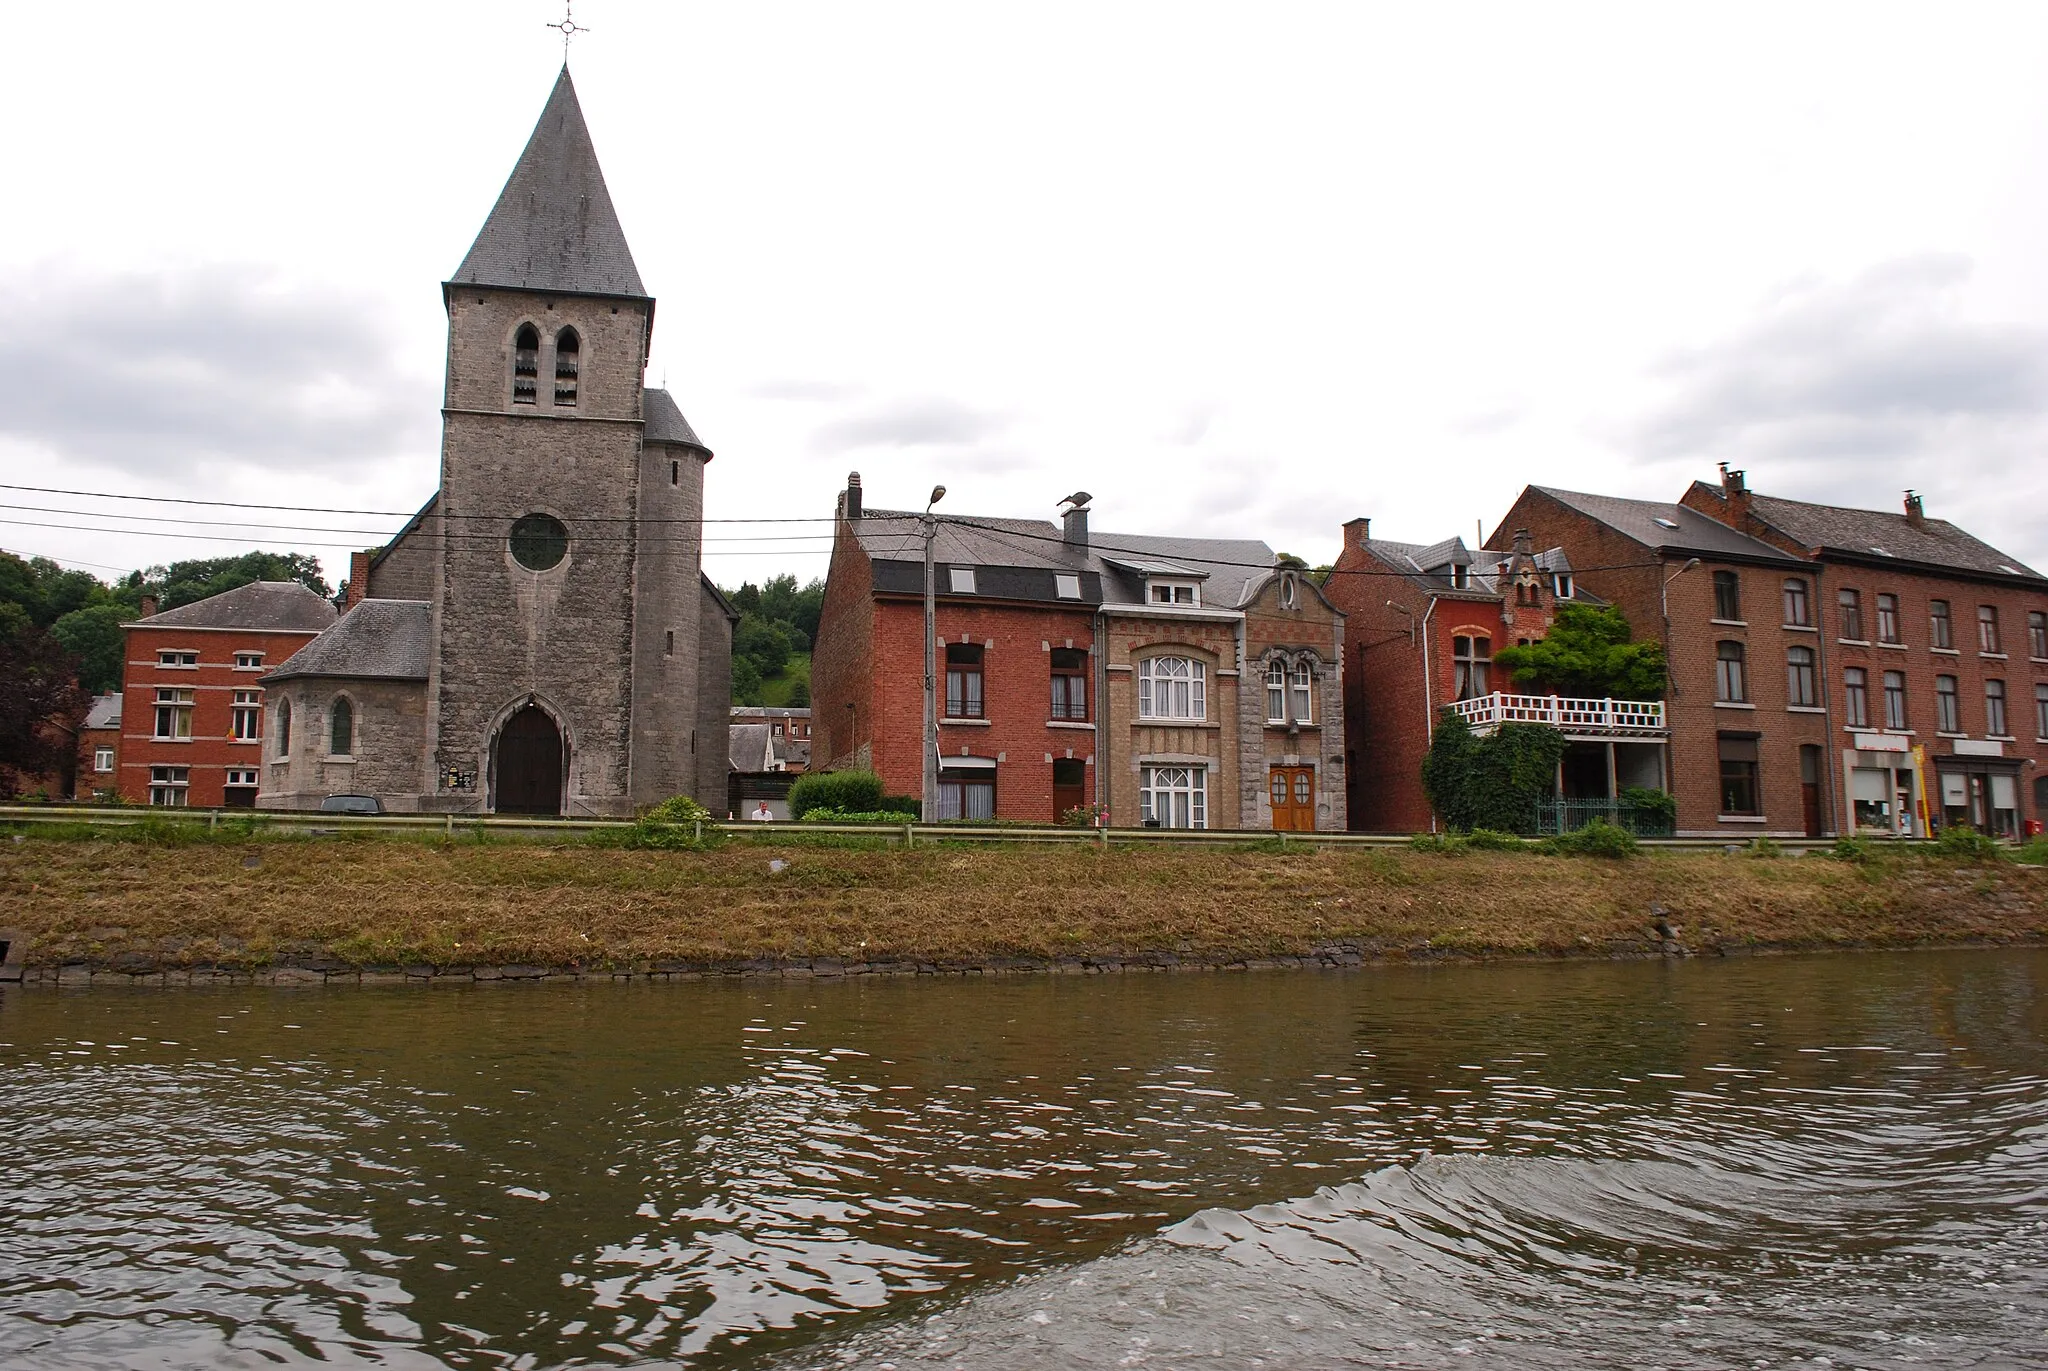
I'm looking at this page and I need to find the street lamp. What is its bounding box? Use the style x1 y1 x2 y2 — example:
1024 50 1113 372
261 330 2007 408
922 485 946 823
1660 556 1702 622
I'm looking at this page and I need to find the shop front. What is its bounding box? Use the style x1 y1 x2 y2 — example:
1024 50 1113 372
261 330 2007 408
1932 743 2023 839
1841 733 1922 838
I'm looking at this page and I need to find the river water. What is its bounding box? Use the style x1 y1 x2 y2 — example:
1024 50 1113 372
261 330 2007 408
3 950 2045 1369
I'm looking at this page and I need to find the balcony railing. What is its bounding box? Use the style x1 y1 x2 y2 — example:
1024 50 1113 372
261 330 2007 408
1448 692 1666 736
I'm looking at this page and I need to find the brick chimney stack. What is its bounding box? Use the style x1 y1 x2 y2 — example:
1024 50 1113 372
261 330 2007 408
1343 516 1372 549
345 551 371 609
1512 527 1534 556
138 594 157 618
1903 489 1925 527
1718 462 1752 519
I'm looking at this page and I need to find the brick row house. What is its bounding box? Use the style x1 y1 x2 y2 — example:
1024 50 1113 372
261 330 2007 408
117 582 337 807
1326 520 1649 833
1683 470 2048 838
812 476 1346 829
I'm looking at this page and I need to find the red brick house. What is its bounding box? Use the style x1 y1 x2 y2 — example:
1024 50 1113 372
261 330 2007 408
1326 519 1637 832
1683 469 2048 838
813 475 1346 828
74 693 122 800
118 582 336 807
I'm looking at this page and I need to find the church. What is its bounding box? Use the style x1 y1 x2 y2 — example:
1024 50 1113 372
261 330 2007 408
261 68 734 817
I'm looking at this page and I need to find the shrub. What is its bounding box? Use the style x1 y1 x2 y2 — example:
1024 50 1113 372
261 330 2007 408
1619 787 1677 833
788 770 885 820
643 795 715 826
1409 832 1469 854
879 794 921 817
1540 818 1638 858
798 807 915 824
1060 803 1108 827
1932 825 2003 861
1831 834 1877 864
1747 836 1784 858
1465 828 1527 851
1422 713 1568 834
2016 838 2048 866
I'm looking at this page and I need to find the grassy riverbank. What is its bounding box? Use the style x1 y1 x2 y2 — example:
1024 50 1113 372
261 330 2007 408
4 830 2046 980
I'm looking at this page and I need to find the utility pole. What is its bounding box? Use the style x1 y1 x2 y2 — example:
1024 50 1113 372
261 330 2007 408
921 485 946 822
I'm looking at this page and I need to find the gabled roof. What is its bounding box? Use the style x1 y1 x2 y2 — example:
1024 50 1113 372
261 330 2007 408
1727 487 2046 581
1365 535 1603 603
264 600 433 683
129 581 338 633
729 723 776 773
450 66 646 299
1533 486 1805 566
82 694 122 729
644 388 707 451
1091 533 1276 609
369 491 438 572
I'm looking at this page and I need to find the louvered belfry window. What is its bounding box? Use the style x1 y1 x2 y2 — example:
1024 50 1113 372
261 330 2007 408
513 324 540 404
554 328 579 406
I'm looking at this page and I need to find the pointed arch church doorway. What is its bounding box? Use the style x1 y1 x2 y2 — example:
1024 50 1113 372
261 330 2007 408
494 705 564 815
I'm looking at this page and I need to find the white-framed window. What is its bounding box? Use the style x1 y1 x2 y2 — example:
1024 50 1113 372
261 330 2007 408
1291 661 1314 723
1453 636 1491 700
1148 581 1199 606
153 687 194 739
1137 655 1205 720
1140 765 1207 829
1265 660 1288 722
1054 573 1082 600
93 746 115 772
225 769 259 787
936 764 995 820
158 649 198 669
1553 573 1573 599
234 651 264 670
149 766 189 806
948 566 977 594
231 690 262 741
1268 657 1314 722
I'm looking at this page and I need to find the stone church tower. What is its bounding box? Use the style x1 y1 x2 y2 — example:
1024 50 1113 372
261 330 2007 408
262 68 734 817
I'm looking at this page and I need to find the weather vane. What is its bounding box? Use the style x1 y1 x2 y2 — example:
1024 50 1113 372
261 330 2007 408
546 2 589 57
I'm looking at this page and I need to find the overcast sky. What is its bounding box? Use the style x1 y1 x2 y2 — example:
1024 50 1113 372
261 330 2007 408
7 1 2048 590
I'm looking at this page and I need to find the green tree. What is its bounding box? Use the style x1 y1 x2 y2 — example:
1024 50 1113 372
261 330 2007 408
730 655 764 705
1421 711 1568 834
143 551 332 610
786 678 811 708
0 605 89 792
1492 604 1666 700
49 604 130 695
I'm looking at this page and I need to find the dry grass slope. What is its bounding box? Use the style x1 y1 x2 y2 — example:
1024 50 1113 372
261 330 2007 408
5 836 2046 974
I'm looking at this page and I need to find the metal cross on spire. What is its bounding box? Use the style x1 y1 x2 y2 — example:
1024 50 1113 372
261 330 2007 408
546 2 590 58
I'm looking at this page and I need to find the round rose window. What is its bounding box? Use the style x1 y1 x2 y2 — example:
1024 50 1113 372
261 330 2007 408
509 514 568 571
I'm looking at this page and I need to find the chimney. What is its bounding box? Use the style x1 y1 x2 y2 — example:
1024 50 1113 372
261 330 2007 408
138 594 157 618
1511 527 1534 556
1717 462 1752 519
1062 500 1090 548
843 471 862 521
1903 489 1925 527
1343 516 1372 549
346 550 371 610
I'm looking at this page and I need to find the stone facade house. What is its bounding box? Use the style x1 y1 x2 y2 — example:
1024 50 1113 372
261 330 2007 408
262 67 733 816
812 476 1345 829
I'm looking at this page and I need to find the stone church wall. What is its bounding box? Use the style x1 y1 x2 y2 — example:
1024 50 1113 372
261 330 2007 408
629 436 708 807
260 679 429 811
695 578 735 812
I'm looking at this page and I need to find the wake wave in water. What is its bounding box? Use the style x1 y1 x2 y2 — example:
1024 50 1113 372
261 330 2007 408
796 1135 2048 1369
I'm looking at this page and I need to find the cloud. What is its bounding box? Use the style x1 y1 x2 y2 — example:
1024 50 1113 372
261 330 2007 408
0 263 437 482
1622 255 2048 564
810 396 1007 451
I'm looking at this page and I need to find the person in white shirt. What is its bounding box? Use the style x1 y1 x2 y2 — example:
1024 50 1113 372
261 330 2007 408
750 801 775 821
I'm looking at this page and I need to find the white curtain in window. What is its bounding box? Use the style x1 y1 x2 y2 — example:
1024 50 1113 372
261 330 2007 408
1266 661 1286 721
1139 657 1205 720
1140 765 1206 828
1291 662 1314 722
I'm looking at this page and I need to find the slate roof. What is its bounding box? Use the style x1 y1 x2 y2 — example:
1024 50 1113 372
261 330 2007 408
82 694 122 730
450 66 646 298
644 388 707 450
1733 489 2045 581
729 723 775 773
264 600 433 683
1364 536 1603 603
369 492 439 572
1533 487 1805 565
851 511 1274 609
129 581 338 633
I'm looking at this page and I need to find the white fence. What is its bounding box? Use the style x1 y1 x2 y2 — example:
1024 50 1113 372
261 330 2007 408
1449 692 1666 736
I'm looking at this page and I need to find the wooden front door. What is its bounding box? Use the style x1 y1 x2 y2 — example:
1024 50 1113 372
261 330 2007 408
1051 758 1087 823
496 705 564 816
1270 766 1316 831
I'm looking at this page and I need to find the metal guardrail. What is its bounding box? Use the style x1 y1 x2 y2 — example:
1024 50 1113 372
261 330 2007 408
0 804 1891 854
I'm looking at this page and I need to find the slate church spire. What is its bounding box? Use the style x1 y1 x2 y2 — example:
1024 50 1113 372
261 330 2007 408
450 66 646 298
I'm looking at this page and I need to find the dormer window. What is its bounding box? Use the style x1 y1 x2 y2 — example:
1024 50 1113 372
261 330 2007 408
1552 573 1572 599
1054 573 1082 600
1449 564 1470 589
1148 582 1199 606
948 566 977 594
513 324 540 404
553 327 579 406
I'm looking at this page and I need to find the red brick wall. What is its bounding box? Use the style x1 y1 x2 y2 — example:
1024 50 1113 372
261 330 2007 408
811 520 876 773
119 625 324 806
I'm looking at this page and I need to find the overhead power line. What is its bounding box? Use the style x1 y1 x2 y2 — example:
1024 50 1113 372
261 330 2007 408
0 483 833 524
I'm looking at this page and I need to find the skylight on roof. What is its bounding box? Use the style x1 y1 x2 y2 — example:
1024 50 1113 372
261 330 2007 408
1652 517 1680 529
1870 546 1894 557
1998 565 2021 575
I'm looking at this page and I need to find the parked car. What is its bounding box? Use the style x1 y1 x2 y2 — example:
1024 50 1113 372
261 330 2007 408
318 793 384 815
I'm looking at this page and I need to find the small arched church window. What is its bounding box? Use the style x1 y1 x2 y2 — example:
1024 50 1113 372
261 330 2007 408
329 697 353 757
276 695 292 756
513 324 540 405
554 328 580 406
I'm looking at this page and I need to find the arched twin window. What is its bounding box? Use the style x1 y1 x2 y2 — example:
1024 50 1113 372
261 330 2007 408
1264 658 1316 724
553 327 579 406
329 697 354 757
